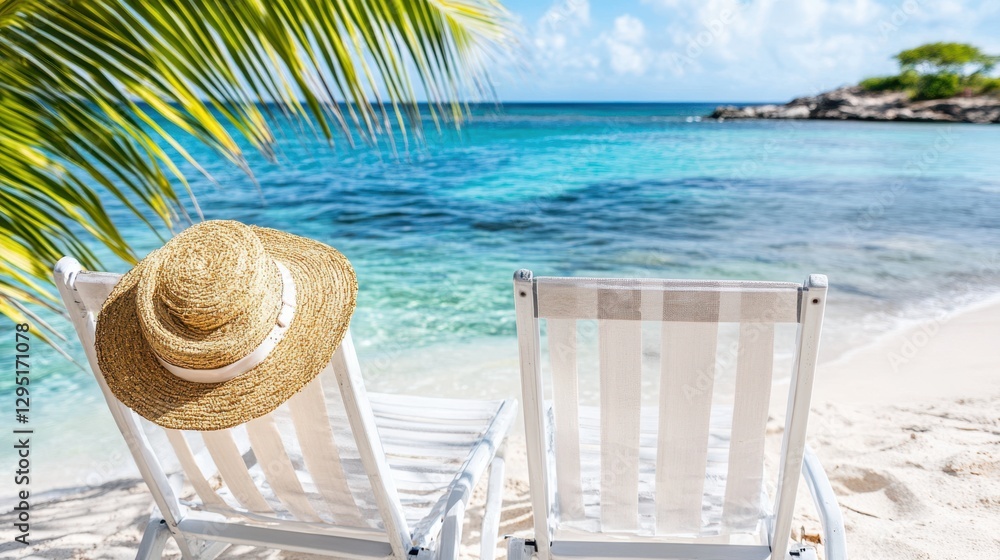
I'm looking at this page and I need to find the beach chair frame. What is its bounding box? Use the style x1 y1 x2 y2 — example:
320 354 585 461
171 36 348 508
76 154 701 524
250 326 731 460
509 270 846 560
54 257 515 560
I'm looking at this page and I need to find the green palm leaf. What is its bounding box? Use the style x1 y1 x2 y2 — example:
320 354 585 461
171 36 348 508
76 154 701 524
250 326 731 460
0 0 514 345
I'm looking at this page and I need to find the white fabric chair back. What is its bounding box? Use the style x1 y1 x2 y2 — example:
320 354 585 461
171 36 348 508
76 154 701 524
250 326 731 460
513 271 827 559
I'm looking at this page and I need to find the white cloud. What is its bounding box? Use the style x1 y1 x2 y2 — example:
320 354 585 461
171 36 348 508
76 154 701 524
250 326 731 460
506 0 1000 101
608 42 648 75
640 0 681 8
613 14 646 45
543 0 591 28
535 0 590 53
534 0 599 71
605 15 650 75
652 0 897 88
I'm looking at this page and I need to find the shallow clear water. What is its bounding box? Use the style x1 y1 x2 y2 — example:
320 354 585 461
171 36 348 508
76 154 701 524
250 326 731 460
4 103 1000 491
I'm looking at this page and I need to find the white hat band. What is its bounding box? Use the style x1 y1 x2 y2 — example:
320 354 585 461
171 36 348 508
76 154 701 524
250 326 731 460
156 261 297 383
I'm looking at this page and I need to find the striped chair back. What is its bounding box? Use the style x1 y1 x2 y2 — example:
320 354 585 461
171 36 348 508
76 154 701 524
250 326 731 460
53 258 411 558
513 270 827 559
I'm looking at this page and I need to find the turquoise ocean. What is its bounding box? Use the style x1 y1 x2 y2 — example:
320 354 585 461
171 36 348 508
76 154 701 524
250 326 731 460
4 103 1000 492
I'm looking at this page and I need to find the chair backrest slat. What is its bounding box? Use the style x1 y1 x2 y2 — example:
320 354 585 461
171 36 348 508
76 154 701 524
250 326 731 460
165 430 229 509
548 318 584 521
287 374 369 526
598 318 643 531
722 322 775 532
246 414 323 522
514 270 827 556
655 321 719 534
329 335 411 558
202 429 274 513
74 272 118 312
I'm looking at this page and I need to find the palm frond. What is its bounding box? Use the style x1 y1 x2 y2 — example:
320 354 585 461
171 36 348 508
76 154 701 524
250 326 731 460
0 0 515 346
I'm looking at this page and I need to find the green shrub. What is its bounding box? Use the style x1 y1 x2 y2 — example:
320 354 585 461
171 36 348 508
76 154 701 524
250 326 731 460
898 70 920 89
913 73 961 100
859 70 919 92
979 77 1000 94
860 75 900 91
965 73 1000 95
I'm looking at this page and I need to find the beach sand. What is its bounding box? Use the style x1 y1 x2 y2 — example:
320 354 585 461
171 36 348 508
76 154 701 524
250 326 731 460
3 300 998 560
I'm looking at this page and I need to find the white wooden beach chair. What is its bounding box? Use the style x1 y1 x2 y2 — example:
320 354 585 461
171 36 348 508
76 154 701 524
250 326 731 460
53 256 516 560
509 270 846 560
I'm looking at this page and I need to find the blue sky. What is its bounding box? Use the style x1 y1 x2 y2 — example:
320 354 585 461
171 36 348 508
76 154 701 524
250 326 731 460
492 0 1000 102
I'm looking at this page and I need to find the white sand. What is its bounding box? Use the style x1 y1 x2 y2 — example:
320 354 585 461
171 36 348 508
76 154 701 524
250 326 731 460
801 297 1000 559
4 300 998 559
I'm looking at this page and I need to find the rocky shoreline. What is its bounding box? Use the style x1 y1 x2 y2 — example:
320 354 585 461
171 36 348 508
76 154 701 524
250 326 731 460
711 86 1000 123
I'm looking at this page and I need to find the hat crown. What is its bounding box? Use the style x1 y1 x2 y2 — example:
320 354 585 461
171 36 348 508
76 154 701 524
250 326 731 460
157 223 271 332
135 221 282 370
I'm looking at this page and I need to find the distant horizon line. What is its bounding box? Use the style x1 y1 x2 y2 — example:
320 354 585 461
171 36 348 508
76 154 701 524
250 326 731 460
478 100 775 105
147 99 777 107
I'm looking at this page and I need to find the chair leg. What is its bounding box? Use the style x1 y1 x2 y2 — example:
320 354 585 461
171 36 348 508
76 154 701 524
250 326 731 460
480 446 507 560
437 500 466 560
788 544 819 559
136 519 171 560
506 537 535 560
802 446 847 560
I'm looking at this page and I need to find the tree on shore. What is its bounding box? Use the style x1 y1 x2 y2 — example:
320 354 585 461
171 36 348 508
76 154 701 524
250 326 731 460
896 43 998 75
860 42 1000 100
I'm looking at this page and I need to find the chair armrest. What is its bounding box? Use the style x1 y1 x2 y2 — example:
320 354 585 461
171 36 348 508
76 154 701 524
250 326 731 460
802 445 847 560
442 397 517 511
415 399 519 556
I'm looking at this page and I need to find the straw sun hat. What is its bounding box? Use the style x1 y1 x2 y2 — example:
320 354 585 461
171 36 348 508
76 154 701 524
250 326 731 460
95 220 357 431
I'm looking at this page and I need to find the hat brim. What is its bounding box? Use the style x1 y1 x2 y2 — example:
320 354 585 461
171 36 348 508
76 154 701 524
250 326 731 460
95 226 357 431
